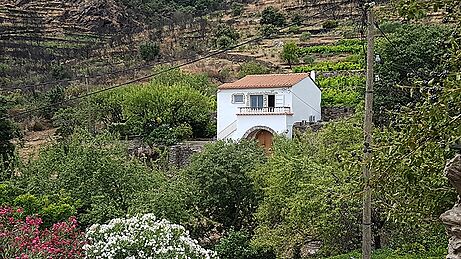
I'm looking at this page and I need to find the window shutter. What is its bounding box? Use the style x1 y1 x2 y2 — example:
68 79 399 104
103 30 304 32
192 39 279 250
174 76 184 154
275 94 284 107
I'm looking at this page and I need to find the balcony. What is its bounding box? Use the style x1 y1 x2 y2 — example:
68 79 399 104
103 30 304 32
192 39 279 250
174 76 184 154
237 107 293 115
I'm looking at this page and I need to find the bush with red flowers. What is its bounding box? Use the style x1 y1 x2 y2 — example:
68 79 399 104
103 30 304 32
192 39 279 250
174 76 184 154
0 207 85 259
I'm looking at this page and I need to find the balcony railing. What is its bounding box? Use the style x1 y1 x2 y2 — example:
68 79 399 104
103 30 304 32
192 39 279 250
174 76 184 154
238 107 292 115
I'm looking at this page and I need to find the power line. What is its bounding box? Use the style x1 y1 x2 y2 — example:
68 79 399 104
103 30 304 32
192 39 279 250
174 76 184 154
1 59 176 91
4 4 343 120
2 4 341 92
289 89 322 115
373 20 431 82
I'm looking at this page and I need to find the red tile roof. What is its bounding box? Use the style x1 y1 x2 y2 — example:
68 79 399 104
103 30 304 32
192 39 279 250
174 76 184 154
218 73 311 89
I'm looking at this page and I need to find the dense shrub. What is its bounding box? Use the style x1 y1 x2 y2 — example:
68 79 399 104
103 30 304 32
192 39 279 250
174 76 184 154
374 24 451 125
260 24 278 38
19 131 159 226
0 96 17 179
322 20 339 29
185 140 266 231
317 75 365 107
53 70 216 144
216 229 276 259
260 6 286 27
139 42 160 61
288 25 300 34
293 61 363 72
300 32 311 42
231 2 244 16
214 24 240 49
84 214 216 259
0 207 85 258
251 117 363 257
238 61 270 78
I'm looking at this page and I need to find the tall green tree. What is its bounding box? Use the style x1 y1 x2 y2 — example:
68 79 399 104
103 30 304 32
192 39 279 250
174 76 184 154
185 140 266 231
281 42 300 68
0 96 17 180
374 24 452 125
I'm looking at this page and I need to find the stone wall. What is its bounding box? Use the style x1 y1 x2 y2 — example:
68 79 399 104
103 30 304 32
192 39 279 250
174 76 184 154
322 107 355 122
440 154 461 259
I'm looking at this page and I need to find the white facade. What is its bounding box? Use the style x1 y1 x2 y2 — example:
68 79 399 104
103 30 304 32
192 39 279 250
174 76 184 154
217 75 321 140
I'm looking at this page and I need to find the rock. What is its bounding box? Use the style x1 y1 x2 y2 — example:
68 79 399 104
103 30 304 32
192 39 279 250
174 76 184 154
441 154 461 259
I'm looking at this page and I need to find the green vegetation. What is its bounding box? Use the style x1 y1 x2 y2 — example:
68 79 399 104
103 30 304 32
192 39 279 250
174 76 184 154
139 42 160 61
53 69 216 144
322 20 339 29
281 42 300 68
238 61 271 78
324 248 445 259
293 61 363 72
0 96 18 179
231 2 244 16
300 31 312 42
318 75 365 106
260 6 286 27
299 45 363 54
374 24 452 125
1 2 460 258
213 24 240 49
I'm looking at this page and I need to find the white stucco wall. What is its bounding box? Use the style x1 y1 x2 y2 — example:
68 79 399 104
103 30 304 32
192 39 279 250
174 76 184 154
232 114 290 140
290 77 322 126
217 87 291 139
216 78 321 140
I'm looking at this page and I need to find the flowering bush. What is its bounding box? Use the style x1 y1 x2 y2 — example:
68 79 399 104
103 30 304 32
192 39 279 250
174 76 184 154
0 207 85 258
84 214 217 259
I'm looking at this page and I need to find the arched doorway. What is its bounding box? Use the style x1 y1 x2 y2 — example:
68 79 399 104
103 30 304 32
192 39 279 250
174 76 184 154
254 130 273 151
243 126 275 152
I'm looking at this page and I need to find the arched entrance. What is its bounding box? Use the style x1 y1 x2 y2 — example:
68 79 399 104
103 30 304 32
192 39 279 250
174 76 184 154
243 126 275 152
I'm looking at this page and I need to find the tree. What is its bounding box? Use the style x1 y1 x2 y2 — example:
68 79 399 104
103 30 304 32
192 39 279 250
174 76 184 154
185 140 266 231
280 42 299 68
20 131 160 226
374 24 452 125
251 117 363 257
214 24 240 49
0 96 17 180
260 6 286 27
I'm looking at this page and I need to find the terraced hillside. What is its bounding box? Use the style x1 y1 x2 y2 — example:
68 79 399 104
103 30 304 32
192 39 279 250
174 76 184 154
0 0 150 92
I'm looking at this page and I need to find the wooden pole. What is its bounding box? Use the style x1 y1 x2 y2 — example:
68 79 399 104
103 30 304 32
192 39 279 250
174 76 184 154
362 3 374 259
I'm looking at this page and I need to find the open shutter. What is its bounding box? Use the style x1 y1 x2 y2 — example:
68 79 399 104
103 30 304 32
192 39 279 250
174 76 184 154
275 94 284 107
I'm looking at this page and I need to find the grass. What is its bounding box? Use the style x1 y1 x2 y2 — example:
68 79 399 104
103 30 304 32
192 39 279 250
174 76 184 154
323 249 445 259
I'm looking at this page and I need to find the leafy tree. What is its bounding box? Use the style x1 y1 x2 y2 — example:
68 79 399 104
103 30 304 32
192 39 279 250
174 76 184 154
0 96 17 180
214 24 240 49
231 2 244 16
372 24 461 251
260 6 286 27
19 130 161 226
374 24 452 125
259 24 278 38
280 42 300 68
185 140 266 231
251 117 363 257
53 70 216 144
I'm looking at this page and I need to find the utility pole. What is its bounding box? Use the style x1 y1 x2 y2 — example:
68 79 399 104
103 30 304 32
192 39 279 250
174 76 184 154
362 2 375 259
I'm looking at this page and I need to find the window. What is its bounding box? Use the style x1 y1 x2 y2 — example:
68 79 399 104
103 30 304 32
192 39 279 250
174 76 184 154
232 94 244 103
309 115 316 122
250 95 264 108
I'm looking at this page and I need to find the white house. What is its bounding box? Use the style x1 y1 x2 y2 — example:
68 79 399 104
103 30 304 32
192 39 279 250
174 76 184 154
217 73 321 149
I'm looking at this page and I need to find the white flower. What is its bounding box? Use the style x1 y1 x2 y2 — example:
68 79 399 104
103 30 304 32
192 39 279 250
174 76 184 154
84 213 217 259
